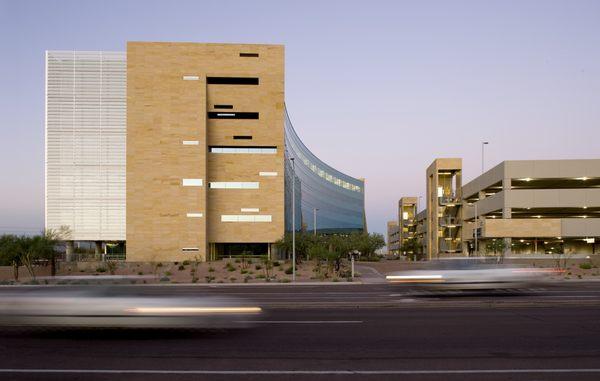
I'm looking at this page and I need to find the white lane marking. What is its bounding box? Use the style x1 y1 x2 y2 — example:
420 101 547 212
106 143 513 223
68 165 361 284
240 320 363 324
536 293 600 297
0 369 599 375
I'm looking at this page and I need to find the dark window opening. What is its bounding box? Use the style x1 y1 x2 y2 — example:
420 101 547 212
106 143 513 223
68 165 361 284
240 53 259 57
207 77 259 85
208 112 259 119
209 145 277 150
215 243 268 258
233 135 253 140
213 104 233 109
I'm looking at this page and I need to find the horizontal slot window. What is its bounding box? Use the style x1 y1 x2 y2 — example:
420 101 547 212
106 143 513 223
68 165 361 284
182 75 199 81
210 146 277 154
221 215 272 222
240 53 259 57
208 112 259 119
207 77 259 85
182 247 199 252
209 182 259 189
186 213 203 218
213 104 233 109
241 208 260 213
182 140 199 145
182 178 203 187
259 171 278 177
233 135 252 140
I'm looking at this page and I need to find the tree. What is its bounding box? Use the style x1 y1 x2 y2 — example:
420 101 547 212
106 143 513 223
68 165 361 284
36 228 68 277
0 235 27 281
400 237 423 261
485 239 507 262
350 232 385 259
275 232 318 262
0 230 64 281
551 246 574 271
261 257 273 281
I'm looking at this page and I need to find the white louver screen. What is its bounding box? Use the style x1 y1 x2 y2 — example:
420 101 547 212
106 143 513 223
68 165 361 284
45 51 126 241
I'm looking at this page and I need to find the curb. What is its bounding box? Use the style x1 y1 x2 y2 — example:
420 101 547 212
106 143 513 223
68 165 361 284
0 281 365 287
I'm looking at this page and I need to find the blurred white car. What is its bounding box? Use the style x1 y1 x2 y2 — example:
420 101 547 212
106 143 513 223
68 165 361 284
386 259 549 290
0 287 262 329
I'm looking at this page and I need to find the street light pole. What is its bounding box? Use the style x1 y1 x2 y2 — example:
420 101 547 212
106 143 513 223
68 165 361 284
477 141 488 257
313 208 318 236
482 141 489 174
290 158 296 282
417 196 423 261
474 203 478 256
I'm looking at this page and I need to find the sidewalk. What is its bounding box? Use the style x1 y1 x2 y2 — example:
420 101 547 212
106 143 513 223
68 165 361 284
355 264 386 284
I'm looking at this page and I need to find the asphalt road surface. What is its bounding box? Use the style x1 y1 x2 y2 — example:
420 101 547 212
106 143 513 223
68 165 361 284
1 282 600 380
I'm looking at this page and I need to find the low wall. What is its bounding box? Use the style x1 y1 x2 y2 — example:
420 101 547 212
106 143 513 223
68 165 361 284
0 266 52 281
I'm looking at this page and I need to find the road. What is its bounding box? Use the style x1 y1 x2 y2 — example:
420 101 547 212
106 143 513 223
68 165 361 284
1 282 600 380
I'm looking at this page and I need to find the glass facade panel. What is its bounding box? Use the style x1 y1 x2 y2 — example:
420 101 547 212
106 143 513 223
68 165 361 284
284 106 366 234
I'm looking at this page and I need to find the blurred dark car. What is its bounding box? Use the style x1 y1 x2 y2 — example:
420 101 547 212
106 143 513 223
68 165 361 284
0 286 262 329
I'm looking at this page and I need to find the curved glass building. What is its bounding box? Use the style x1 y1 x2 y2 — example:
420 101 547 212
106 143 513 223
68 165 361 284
284 106 366 234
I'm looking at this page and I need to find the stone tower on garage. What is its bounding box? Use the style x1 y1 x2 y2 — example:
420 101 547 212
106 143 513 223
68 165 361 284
426 158 463 260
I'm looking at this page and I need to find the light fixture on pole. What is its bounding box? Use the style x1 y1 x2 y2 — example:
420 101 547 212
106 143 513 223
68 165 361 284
481 141 489 174
290 157 296 282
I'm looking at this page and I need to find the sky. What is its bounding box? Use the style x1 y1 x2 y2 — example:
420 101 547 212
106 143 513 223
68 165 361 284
0 0 599 238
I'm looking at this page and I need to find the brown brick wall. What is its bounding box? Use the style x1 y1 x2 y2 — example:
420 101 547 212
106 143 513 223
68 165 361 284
127 42 284 261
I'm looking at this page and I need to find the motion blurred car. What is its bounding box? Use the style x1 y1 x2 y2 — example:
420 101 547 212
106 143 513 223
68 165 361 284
0 286 262 329
386 258 550 290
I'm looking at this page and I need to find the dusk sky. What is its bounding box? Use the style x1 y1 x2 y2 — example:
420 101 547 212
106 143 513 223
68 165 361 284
1 0 599 237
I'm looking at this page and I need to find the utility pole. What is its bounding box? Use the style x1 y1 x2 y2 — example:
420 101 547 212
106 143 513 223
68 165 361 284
291 158 296 282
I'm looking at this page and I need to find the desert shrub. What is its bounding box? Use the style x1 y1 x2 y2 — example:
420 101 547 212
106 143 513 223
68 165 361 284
272 261 280 267
580 263 592 270
225 262 236 272
165 271 172 276
255 264 262 270
229 277 237 283
256 274 265 279
182 260 191 266
105 260 118 275
96 267 107 273
205 276 215 283
240 269 248 274
284 266 293 275
208 266 215 273
178 265 185 271
244 275 252 283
